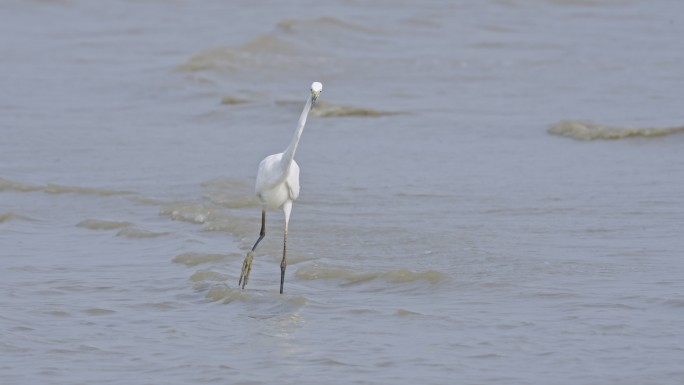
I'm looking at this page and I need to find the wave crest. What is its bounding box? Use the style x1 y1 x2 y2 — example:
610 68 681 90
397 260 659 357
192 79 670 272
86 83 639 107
205 285 251 303
172 252 228 266
76 219 133 230
191 269 229 282
0 178 134 196
160 202 222 224
0 212 34 223
276 16 376 34
115 227 169 239
312 102 404 118
176 35 296 73
0 178 42 192
201 178 256 208
549 120 684 140
295 264 446 285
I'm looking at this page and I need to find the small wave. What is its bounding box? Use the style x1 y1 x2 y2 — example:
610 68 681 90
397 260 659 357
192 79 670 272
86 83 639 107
176 35 295 73
277 16 377 35
1 178 137 197
172 252 228 266
191 269 229 282
205 285 252 303
44 183 135 196
177 48 229 73
295 265 378 283
0 212 34 223
313 102 404 118
46 310 70 317
135 302 177 310
199 220 237 233
76 219 167 238
84 308 116 316
548 120 684 140
177 17 376 76
202 284 307 309
295 264 446 285
662 298 684 308
0 177 42 192
383 268 445 284
275 100 403 118
160 202 222 224
76 219 133 230
199 220 254 242
176 47 236 72
132 196 173 206
115 227 169 239
221 96 251 105
395 308 422 317
201 178 256 208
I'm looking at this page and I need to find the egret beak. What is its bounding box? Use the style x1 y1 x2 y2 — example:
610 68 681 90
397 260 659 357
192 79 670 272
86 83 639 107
309 81 323 110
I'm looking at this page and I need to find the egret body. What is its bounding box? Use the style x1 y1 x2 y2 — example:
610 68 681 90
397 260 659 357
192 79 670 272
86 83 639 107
239 82 323 294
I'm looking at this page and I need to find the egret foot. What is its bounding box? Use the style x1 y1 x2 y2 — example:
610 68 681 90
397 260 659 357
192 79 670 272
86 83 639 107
238 251 254 289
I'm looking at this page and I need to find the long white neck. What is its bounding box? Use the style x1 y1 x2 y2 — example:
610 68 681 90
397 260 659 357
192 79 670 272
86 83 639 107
281 94 313 173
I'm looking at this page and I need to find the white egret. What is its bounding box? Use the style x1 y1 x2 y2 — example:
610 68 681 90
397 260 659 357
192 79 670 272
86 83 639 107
239 81 323 294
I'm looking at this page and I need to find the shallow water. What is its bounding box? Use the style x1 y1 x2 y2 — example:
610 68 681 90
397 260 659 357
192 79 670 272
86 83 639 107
2 0 684 384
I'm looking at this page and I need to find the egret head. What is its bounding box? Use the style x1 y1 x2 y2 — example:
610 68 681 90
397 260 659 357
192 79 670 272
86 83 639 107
311 81 323 105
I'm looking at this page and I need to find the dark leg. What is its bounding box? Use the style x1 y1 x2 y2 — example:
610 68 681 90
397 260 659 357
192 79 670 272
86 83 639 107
251 209 266 252
239 209 266 289
280 227 287 294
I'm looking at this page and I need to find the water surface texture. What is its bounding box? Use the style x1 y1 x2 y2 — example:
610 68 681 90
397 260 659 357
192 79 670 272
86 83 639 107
2 1 684 384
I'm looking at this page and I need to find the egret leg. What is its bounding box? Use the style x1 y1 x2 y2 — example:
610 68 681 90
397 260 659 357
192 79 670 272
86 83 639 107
280 201 292 294
239 209 266 289
280 226 287 294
